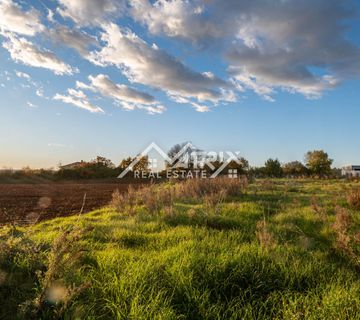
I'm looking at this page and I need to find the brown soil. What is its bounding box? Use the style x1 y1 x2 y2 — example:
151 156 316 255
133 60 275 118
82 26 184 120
0 181 141 225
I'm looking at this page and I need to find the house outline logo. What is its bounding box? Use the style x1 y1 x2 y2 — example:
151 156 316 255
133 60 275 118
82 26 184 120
118 142 171 178
118 142 242 179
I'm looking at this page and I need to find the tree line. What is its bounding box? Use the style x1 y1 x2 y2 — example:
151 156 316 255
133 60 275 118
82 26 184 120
251 150 334 178
0 146 338 180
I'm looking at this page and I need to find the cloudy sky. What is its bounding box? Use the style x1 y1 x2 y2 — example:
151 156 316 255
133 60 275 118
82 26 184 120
0 0 360 168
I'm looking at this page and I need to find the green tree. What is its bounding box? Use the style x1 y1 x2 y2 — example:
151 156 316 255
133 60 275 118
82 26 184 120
282 161 307 177
305 150 333 177
264 158 282 177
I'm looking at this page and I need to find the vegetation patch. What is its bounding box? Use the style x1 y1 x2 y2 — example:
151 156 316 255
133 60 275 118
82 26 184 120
0 178 359 319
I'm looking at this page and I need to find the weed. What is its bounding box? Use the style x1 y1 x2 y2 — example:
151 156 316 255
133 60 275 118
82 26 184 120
20 226 91 319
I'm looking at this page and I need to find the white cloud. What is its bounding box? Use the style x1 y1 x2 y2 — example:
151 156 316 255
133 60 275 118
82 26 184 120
36 88 44 97
75 80 93 91
47 9 55 23
191 103 210 113
169 95 210 112
130 0 219 44
53 89 104 113
48 26 97 56
88 23 234 106
78 74 166 114
130 0 360 100
88 74 154 104
15 70 30 80
140 105 165 115
57 0 124 26
0 0 44 36
26 101 38 108
2 34 76 75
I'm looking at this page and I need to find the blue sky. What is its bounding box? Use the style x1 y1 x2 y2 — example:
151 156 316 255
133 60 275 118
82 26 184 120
0 0 359 169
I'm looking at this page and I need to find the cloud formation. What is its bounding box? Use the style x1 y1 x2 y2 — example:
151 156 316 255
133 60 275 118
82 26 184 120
1 0 359 114
3 34 76 75
131 0 360 100
36 88 46 98
57 0 123 26
26 101 38 108
89 23 234 106
53 88 104 113
0 0 44 36
15 71 31 80
85 74 165 114
130 0 219 44
76 74 165 114
49 26 97 56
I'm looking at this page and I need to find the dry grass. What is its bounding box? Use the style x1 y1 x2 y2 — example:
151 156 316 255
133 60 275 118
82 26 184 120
110 177 248 215
203 189 228 213
332 206 360 269
173 177 247 201
310 196 327 221
347 188 360 210
256 217 275 248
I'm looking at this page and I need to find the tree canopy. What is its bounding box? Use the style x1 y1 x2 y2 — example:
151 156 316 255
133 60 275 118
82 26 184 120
305 150 333 176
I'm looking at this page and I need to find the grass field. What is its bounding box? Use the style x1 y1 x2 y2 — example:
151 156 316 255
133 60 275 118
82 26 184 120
1 179 359 319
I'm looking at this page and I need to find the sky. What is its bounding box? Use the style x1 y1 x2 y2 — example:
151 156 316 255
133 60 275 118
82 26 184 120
0 0 360 169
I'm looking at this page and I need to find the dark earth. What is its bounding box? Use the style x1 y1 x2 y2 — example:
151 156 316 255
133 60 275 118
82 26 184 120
0 181 142 225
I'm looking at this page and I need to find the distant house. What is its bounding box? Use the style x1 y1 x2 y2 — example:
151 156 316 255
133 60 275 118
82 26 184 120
342 165 360 177
59 161 86 170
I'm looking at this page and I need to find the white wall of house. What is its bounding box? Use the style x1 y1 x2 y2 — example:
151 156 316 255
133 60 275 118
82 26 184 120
342 166 360 177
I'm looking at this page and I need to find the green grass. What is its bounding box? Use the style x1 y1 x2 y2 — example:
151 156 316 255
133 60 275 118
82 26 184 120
0 179 359 319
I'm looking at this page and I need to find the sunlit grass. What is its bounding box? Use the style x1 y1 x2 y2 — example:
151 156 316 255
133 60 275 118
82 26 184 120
0 179 359 319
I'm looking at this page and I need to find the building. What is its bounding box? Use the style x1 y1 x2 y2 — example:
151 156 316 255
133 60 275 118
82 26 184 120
59 161 86 170
342 165 360 177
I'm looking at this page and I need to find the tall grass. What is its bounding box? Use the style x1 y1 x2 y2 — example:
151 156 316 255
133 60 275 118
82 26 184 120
110 177 248 214
347 188 360 210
